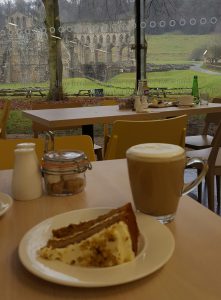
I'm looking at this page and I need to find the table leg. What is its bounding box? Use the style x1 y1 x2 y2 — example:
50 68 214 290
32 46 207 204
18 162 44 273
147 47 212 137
82 125 94 142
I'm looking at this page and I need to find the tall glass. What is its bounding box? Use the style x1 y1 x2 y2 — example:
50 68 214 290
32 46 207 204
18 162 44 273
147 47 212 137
126 143 208 223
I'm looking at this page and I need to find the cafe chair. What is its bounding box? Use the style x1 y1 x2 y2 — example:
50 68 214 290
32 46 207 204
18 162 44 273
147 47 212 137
104 115 188 160
99 99 118 106
0 100 11 139
186 120 221 212
99 99 118 156
0 137 45 170
52 135 96 162
185 98 221 150
0 135 96 170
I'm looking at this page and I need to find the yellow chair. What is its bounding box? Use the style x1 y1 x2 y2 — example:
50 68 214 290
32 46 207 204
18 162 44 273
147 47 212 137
0 135 96 170
0 138 45 170
52 135 96 162
185 98 221 150
99 99 118 106
104 115 188 160
0 100 11 138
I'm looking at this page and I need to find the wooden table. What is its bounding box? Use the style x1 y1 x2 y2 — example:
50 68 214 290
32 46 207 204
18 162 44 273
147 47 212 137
23 103 221 140
1 159 221 300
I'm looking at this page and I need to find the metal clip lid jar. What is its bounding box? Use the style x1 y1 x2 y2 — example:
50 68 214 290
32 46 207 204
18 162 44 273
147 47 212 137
42 150 92 196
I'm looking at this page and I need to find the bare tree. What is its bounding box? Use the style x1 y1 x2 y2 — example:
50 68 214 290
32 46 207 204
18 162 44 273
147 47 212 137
145 0 176 18
41 0 176 100
42 0 63 101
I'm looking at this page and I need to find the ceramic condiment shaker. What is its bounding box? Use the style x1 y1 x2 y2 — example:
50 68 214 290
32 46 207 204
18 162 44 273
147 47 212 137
12 147 43 200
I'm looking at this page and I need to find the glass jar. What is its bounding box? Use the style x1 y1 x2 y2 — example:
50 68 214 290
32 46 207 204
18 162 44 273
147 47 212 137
42 150 92 196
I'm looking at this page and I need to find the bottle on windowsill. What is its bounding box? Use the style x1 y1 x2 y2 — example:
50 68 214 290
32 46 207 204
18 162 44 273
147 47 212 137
134 80 149 112
192 75 200 105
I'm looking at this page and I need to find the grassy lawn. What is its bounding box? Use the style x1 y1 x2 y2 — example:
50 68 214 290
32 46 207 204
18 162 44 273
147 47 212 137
110 69 221 97
2 70 220 99
62 78 134 96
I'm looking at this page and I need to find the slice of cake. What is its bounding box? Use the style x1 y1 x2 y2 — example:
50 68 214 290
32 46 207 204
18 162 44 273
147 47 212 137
38 203 139 267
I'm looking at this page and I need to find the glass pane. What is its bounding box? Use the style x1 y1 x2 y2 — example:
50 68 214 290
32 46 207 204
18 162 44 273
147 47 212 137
145 0 221 98
1 0 220 136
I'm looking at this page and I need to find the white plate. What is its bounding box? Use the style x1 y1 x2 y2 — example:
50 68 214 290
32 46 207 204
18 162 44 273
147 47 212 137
0 192 13 217
18 207 175 287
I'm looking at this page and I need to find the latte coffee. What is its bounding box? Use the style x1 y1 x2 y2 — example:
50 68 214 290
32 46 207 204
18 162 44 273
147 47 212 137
126 143 206 223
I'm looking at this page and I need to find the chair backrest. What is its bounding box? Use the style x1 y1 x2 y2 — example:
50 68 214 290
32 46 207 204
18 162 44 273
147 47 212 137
99 99 119 147
0 100 11 138
53 135 96 161
0 137 44 170
202 120 221 211
0 135 96 170
207 120 221 172
104 115 188 160
99 99 118 106
203 98 221 135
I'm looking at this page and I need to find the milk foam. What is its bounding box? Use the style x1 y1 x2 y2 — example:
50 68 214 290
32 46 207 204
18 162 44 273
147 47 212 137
126 143 184 161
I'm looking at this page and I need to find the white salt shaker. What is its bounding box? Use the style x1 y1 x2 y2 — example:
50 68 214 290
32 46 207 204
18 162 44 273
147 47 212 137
12 148 43 201
134 96 142 112
16 142 38 163
141 95 148 109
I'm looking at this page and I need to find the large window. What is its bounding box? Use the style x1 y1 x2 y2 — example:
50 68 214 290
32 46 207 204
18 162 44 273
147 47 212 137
0 1 220 99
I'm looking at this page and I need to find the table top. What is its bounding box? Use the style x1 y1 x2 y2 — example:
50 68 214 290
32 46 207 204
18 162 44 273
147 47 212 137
23 103 221 129
1 159 221 300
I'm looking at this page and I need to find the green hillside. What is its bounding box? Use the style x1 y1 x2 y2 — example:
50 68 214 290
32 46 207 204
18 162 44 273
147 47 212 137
147 33 216 64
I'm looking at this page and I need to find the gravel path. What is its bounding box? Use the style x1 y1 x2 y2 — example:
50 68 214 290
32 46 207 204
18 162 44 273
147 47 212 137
190 62 221 75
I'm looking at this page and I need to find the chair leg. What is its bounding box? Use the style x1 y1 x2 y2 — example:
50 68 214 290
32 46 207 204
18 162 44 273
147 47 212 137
205 174 215 211
95 147 103 161
197 169 202 202
216 175 220 212
33 130 39 138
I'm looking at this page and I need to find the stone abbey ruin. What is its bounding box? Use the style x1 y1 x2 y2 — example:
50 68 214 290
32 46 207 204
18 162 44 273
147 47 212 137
0 12 135 83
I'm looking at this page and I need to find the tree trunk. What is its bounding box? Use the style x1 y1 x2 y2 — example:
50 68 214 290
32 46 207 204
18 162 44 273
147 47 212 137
43 0 63 101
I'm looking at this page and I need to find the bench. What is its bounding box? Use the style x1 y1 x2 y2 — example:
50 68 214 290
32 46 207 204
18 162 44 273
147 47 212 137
76 89 92 96
0 87 49 98
75 89 104 97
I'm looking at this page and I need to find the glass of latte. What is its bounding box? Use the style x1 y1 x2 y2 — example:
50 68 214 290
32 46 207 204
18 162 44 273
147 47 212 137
126 143 208 224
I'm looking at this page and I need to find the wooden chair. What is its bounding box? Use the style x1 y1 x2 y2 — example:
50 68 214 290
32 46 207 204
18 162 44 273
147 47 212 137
0 138 45 170
0 135 96 170
99 99 118 156
186 120 221 211
0 100 11 138
104 115 188 160
185 98 221 150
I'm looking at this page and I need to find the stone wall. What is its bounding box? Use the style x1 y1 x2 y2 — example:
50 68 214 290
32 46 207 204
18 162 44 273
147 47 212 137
0 13 135 84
